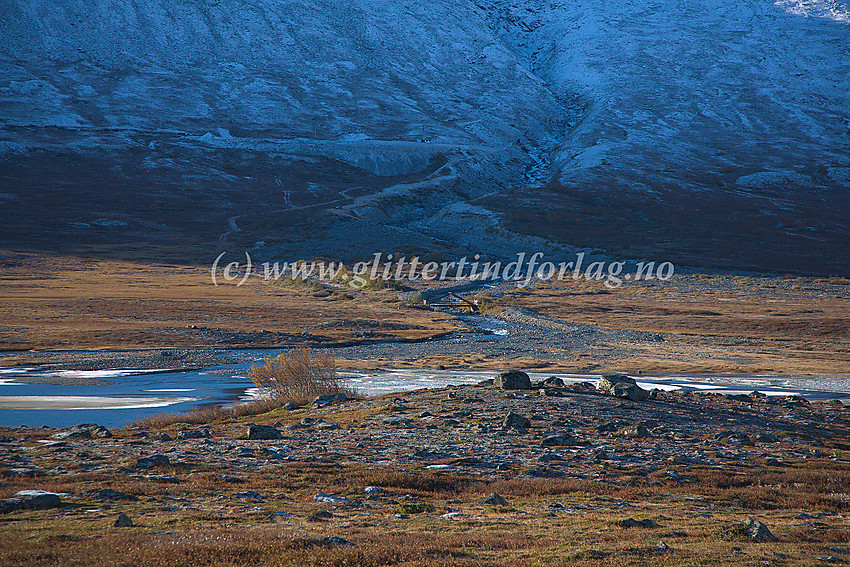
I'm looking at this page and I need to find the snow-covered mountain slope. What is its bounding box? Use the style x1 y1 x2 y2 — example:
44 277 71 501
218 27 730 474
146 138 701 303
0 0 848 272
0 0 567 164
484 0 849 190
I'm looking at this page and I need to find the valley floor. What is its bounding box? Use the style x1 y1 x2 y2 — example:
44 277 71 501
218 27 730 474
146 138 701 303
2 251 849 378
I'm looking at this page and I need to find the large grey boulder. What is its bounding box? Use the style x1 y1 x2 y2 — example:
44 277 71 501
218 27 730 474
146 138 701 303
745 520 778 542
597 374 649 402
481 493 508 506
0 491 62 514
494 370 532 390
247 424 283 440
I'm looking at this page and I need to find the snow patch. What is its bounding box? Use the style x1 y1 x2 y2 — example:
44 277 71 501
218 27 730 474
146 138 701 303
736 171 815 190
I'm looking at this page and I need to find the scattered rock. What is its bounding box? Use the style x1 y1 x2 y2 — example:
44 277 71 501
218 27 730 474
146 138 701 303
502 412 531 430
753 433 779 443
597 421 623 433
313 493 348 504
51 423 112 440
541 434 577 447
234 491 264 501
319 536 353 546
177 429 210 440
494 370 532 390
715 431 754 446
3 467 38 477
364 486 381 494
81 488 139 502
745 520 778 542
619 518 659 529
113 513 133 527
723 519 778 542
147 475 180 483
135 455 170 469
618 425 651 438
313 392 351 408
441 511 475 520
665 470 682 482
543 376 566 388
307 510 333 522
268 511 292 522
597 374 649 402
480 493 508 506
247 425 282 440
0 490 62 514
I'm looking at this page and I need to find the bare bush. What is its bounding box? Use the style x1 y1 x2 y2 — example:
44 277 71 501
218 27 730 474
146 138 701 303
247 347 354 405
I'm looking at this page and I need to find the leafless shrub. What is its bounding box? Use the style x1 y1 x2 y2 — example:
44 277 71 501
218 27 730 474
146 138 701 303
247 347 355 406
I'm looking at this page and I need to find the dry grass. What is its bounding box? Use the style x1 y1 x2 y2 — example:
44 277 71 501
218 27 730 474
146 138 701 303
494 274 850 376
0 252 455 350
2 457 849 566
129 397 285 429
247 347 357 406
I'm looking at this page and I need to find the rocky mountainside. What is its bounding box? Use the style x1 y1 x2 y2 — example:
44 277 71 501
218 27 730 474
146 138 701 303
0 0 848 271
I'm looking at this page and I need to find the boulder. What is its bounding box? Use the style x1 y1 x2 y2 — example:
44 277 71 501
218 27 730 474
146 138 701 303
0 490 62 514
480 493 508 506
136 455 170 469
617 425 651 438
502 412 531 430
543 376 566 388
494 370 532 390
3 468 38 477
319 536 354 546
114 513 133 527
541 434 577 447
51 423 112 440
722 519 778 542
314 493 349 504
597 374 649 402
81 488 139 502
745 520 777 542
177 429 210 440
753 433 779 443
247 424 283 440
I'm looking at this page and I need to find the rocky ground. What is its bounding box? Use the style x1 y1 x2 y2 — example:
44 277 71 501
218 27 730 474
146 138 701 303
1 374 848 566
